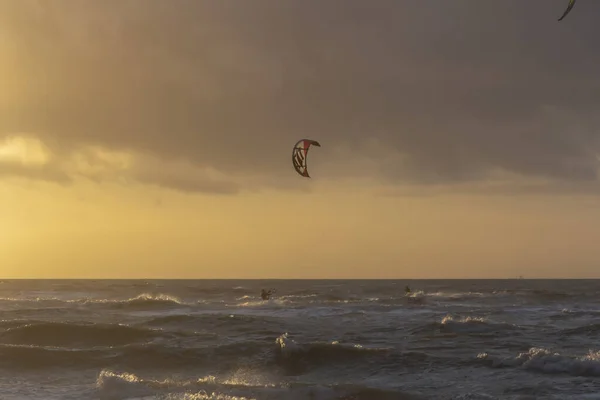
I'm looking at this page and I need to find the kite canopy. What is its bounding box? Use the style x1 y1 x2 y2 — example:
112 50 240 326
558 0 576 21
292 139 320 178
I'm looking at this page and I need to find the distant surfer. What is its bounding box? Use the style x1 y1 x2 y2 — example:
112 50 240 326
405 285 411 295
261 289 274 300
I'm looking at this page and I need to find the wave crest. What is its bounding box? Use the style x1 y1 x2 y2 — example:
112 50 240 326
481 347 600 377
0 321 161 347
439 315 515 334
95 369 420 400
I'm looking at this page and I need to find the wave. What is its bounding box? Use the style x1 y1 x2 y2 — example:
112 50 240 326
410 315 517 336
0 344 110 369
273 333 407 375
0 340 266 371
95 369 422 400
0 328 426 372
85 293 190 310
275 333 390 357
0 293 190 310
550 309 600 321
420 291 488 301
0 321 164 347
528 289 574 301
561 323 600 336
388 288 592 303
0 330 432 375
235 298 293 308
479 347 600 377
438 315 516 335
0 287 590 314
0 296 69 305
142 313 282 333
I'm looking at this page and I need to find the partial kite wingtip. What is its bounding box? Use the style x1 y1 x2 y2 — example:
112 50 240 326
557 0 576 21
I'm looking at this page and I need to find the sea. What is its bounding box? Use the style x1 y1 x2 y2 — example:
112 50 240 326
0 279 599 400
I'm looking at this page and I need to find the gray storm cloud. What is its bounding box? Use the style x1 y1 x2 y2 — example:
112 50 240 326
1 0 599 192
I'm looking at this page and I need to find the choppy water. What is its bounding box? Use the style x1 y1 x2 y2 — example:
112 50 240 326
1 280 600 399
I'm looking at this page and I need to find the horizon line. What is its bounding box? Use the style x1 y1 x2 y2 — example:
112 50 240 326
1 277 598 280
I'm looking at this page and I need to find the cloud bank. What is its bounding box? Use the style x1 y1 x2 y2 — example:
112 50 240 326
1 0 600 194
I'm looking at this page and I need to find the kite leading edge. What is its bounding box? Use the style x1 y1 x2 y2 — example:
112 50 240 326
558 0 576 21
292 139 320 178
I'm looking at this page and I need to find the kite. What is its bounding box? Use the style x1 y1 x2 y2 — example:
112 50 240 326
558 0 576 21
292 139 320 178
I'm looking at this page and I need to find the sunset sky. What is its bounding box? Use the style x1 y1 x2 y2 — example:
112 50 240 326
2 0 600 278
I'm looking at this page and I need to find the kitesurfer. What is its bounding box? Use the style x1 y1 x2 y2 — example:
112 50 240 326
261 289 273 300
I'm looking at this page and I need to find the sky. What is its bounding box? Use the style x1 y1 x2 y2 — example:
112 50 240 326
1 0 600 279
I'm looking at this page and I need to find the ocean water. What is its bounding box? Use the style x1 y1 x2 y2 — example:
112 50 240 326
0 279 600 400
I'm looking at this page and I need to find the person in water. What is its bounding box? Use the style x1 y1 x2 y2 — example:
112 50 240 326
405 285 411 295
261 289 273 300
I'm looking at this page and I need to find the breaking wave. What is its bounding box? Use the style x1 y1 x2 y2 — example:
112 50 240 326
480 347 600 377
95 369 421 400
0 293 189 311
439 315 516 334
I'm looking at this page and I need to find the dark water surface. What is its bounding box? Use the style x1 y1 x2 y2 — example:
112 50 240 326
0 279 599 399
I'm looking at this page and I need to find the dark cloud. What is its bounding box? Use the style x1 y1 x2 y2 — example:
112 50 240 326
134 170 240 195
0 162 71 184
1 0 600 192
